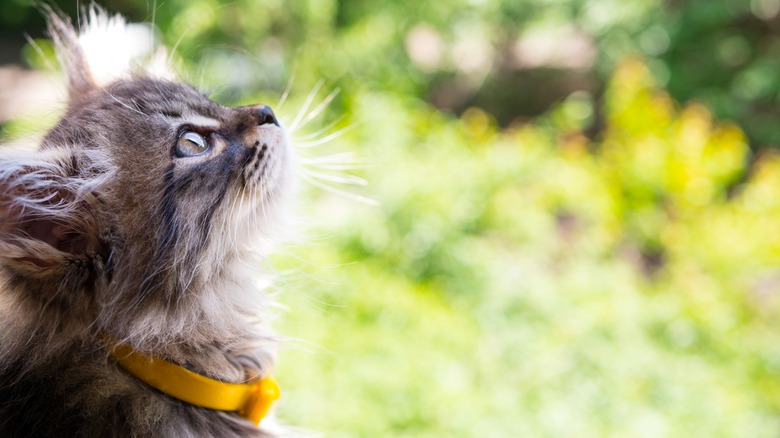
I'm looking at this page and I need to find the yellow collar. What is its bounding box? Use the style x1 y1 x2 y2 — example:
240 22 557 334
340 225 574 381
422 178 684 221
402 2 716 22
108 342 280 425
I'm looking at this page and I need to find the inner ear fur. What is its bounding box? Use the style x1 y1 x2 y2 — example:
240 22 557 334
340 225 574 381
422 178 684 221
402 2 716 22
0 149 103 271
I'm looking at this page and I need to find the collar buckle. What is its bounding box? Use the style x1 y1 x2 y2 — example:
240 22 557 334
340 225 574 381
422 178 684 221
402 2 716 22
240 375 281 425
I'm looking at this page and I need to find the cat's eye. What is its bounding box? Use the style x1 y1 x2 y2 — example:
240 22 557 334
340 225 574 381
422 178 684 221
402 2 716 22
175 131 209 157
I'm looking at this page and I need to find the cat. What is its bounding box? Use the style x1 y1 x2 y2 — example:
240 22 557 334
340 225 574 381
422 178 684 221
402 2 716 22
0 7 295 437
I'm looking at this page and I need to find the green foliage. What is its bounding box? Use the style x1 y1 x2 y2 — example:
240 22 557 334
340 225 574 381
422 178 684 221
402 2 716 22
276 60 780 436
651 0 780 147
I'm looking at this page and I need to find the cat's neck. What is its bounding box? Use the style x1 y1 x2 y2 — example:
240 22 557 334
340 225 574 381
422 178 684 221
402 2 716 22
103 258 277 382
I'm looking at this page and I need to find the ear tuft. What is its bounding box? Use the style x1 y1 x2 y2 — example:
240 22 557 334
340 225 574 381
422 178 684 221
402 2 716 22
45 4 177 102
44 5 98 101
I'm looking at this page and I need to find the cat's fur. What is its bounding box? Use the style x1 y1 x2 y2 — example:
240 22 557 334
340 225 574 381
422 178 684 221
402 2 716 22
0 8 294 437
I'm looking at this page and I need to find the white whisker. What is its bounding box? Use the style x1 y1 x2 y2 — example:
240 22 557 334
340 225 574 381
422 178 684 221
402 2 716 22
287 79 324 133
149 0 158 53
276 71 296 110
294 125 355 148
299 161 367 171
300 169 367 186
296 88 340 132
23 34 58 72
291 115 346 142
299 173 378 206
298 152 363 165
168 26 191 66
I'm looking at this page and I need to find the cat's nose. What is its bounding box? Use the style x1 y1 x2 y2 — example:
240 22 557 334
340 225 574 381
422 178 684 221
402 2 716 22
252 105 279 127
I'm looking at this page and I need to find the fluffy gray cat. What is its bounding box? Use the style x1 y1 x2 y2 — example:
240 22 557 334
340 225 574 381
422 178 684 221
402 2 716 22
0 8 295 437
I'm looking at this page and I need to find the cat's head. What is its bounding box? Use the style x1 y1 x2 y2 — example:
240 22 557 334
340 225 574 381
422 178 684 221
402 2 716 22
0 9 294 329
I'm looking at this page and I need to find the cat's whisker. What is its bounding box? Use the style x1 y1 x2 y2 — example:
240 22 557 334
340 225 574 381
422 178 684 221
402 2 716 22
276 71 296 111
297 152 362 164
287 79 324 133
299 173 378 206
196 63 208 93
298 153 368 170
149 0 158 54
300 162 367 171
291 116 344 144
284 336 340 358
23 35 58 73
294 125 355 148
300 168 367 186
168 26 191 68
295 88 340 133
290 115 346 142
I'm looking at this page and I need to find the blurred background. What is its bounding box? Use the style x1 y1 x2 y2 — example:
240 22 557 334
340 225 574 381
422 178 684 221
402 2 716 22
2 0 780 436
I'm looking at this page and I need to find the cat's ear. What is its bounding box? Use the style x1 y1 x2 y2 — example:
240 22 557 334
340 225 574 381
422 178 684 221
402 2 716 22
45 6 178 100
45 6 98 101
0 150 103 274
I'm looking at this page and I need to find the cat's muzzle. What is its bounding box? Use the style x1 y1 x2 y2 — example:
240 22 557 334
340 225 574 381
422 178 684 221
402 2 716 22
240 104 288 191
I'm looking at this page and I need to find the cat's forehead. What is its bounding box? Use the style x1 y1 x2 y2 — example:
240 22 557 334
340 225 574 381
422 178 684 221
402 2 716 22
44 78 232 152
102 78 222 117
